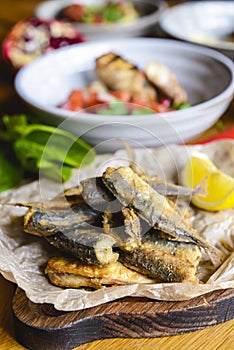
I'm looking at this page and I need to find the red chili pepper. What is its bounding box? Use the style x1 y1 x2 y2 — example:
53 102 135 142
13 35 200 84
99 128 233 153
196 125 234 144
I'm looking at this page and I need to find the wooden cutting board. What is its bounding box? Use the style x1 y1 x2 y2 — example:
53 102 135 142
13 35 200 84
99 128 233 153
12 287 234 350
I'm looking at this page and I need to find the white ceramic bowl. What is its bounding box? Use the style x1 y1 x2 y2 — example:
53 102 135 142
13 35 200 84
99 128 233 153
159 1 234 59
35 0 167 41
14 38 234 152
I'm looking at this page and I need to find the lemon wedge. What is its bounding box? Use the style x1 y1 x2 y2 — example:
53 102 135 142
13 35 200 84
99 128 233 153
180 153 234 211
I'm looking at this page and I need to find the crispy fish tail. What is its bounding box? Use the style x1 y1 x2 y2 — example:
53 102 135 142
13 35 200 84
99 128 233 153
149 175 207 199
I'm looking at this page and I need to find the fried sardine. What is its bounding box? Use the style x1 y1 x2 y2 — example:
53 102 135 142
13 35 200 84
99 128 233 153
45 258 155 289
116 233 202 282
102 208 201 282
21 190 100 236
20 164 222 288
22 196 118 266
102 166 222 267
45 225 118 266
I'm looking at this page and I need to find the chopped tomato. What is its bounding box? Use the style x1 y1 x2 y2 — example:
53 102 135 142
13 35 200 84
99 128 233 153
150 102 174 113
111 90 131 102
93 14 103 23
84 92 102 107
66 89 84 111
131 97 149 107
59 87 190 115
60 4 84 22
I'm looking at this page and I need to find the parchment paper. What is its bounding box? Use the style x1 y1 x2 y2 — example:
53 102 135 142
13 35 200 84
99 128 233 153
0 140 233 311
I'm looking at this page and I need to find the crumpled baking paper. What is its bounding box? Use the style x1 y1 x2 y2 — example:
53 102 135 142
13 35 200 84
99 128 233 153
0 140 233 311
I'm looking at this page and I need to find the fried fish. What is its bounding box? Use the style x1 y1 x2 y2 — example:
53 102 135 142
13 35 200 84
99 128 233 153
116 236 202 282
102 207 142 246
45 225 118 266
149 175 206 200
23 198 100 237
102 208 202 282
102 166 222 267
80 176 121 212
45 257 156 289
19 163 222 288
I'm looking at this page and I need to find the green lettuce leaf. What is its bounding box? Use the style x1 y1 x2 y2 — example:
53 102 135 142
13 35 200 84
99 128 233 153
0 114 96 190
0 145 23 192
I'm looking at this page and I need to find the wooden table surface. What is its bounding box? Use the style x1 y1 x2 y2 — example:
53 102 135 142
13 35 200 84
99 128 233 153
0 1 233 349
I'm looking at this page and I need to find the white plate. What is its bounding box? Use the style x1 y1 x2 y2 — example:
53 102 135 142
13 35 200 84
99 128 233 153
15 38 234 152
35 0 167 41
159 1 234 59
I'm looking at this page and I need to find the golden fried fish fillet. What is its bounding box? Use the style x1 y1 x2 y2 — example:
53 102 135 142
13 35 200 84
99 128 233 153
45 257 156 289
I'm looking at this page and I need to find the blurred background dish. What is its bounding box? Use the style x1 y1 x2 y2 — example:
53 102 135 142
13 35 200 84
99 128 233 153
14 38 234 152
35 0 168 40
2 17 85 69
159 1 234 60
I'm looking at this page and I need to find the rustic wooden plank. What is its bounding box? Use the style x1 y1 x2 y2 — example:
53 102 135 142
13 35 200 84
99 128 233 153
12 288 234 350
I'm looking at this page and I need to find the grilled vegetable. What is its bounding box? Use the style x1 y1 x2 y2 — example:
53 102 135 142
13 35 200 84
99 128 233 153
195 124 234 144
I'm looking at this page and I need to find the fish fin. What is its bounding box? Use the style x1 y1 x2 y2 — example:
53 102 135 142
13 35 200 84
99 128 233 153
204 244 226 269
193 176 208 197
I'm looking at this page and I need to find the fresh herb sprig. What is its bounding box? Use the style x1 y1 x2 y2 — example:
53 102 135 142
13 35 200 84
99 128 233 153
98 100 154 116
0 114 95 192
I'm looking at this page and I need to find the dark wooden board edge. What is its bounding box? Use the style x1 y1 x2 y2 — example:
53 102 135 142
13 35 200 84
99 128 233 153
12 287 234 350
